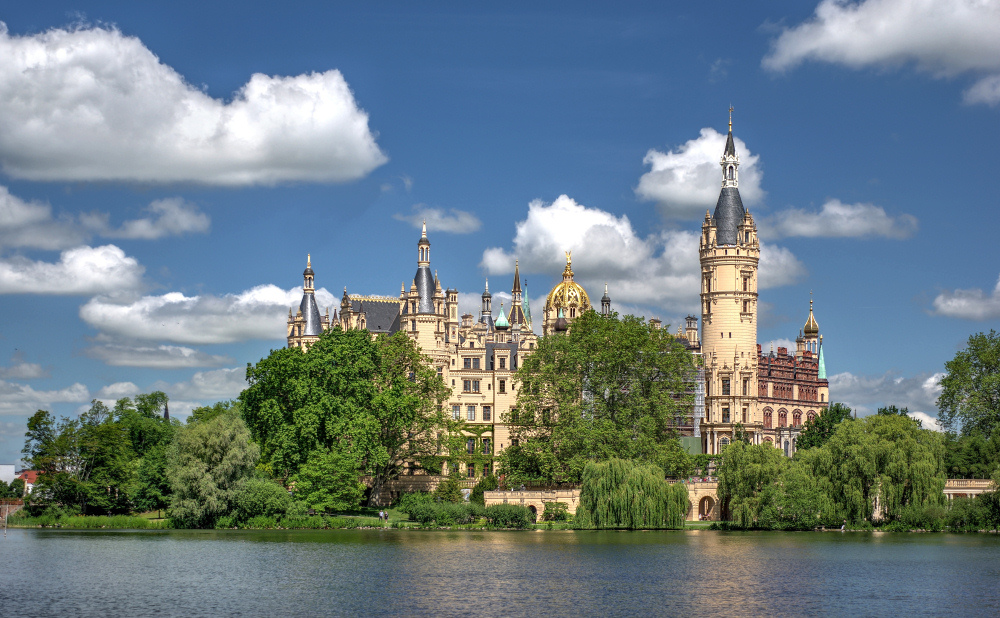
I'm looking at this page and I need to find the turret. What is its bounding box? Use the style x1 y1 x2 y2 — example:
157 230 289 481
601 283 611 316
413 221 434 314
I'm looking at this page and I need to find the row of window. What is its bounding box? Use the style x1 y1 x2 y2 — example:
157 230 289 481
762 409 816 429
459 356 510 370
452 404 493 422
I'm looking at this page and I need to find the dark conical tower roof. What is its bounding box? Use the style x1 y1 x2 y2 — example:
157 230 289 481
713 109 744 246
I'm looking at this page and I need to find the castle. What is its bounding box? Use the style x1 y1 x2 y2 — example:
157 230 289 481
286 115 828 467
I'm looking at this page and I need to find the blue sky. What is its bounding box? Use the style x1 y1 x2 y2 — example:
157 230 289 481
1 1 999 464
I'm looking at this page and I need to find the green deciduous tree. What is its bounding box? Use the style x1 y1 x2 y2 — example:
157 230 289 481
716 441 787 528
796 402 853 451
577 458 688 529
166 410 259 528
938 330 1000 437
499 311 694 484
291 448 365 513
240 328 451 508
233 477 292 523
799 413 946 522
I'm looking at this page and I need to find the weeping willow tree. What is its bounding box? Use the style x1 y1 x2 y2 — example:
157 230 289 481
716 441 787 529
800 412 947 522
577 459 688 529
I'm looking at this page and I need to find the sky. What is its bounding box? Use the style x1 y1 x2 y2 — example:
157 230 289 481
1 0 999 464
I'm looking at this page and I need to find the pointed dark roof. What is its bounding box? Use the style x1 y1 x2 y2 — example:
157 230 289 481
712 187 745 245
413 266 434 313
724 129 736 157
349 298 401 334
299 291 324 336
512 261 522 293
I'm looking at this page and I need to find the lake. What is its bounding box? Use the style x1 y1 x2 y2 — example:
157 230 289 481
1 528 999 617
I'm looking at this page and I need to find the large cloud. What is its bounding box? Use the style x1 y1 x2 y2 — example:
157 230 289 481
0 352 48 380
0 379 89 416
759 199 918 239
394 205 482 234
481 195 803 314
636 128 765 219
763 0 1000 106
0 244 143 295
0 23 386 184
0 186 210 251
931 274 1000 320
80 285 337 344
151 367 247 402
828 370 944 429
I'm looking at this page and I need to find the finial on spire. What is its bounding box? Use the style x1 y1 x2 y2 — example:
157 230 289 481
565 250 572 264
421 220 427 238
605 282 608 294
729 105 733 133
485 278 489 292
307 253 311 268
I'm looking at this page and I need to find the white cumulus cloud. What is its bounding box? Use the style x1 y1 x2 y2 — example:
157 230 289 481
151 367 247 402
636 127 765 219
1 186 210 251
763 0 1000 106
394 205 482 234
0 23 386 184
759 199 918 239
85 343 233 368
827 369 945 428
931 274 1000 320
0 244 143 295
80 285 336 344
0 352 48 380
0 379 90 416
481 195 802 315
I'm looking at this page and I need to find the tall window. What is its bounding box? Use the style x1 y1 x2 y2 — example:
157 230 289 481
742 407 747 424
472 380 480 393
743 277 748 292
742 379 749 396
464 357 472 369
467 438 475 454
452 405 461 420
467 463 476 478
499 357 506 369
722 407 730 423
779 410 788 427
482 438 491 454
793 411 802 427
722 379 730 396
467 405 476 421
764 409 772 429
483 406 491 421
499 379 506 393
472 358 480 369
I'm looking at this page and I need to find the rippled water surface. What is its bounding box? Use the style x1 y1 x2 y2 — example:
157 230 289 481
1 528 999 617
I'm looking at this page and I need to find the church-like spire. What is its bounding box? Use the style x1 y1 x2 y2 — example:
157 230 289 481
712 108 745 245
481 279 493 325
601 283 611 316
818 335 827 380
413 222 434 313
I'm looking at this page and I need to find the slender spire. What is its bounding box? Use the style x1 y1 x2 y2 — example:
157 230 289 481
512 260 522 293
818 335 827 380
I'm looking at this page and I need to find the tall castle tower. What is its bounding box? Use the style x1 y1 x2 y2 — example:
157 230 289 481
699 111 760 453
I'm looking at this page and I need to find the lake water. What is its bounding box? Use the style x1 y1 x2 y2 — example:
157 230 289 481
1 528 999 617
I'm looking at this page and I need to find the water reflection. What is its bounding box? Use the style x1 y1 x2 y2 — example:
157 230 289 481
3 529 999 617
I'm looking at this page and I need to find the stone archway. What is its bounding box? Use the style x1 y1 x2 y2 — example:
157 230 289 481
699 496 715 521
527 505 537 522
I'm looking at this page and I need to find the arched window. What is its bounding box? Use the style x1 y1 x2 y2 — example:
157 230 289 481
728 166 734 180
778 409 788 428
784 440 790 457
793 411 802 427
807 411 816 423
720 437 730 448
763 408 773 429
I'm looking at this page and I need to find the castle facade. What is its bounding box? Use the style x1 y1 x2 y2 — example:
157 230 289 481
287 115 828 466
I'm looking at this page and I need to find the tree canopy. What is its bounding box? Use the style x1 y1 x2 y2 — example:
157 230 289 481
240 327 452 506
577 458 688 529
797 402 853 450
498 311 694 484
938 330 1000 438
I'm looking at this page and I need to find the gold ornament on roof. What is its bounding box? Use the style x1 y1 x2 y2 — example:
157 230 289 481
546 250 590 310
803 295 819 337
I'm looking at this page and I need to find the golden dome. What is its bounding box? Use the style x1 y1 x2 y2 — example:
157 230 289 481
545 252 591 310
803 298 819 337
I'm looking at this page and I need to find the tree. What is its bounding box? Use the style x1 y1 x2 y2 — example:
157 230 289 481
799 413 946 522
499 311 694 484
240 328 451 507
577 458 688 529
938 330 1000 437
943 431 1000 479
796 402 853 451
114 392 177 513
716 441 787 528
291 448 365 512
166 410 259 528
772 456 843 529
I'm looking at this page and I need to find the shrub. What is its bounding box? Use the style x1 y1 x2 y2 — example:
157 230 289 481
405 502 482 526
484 504 532 529
433 474 464 504
233 478 292 523
542 502 569 521
394 491 434 515
470 474 499 506
900 503 947 531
